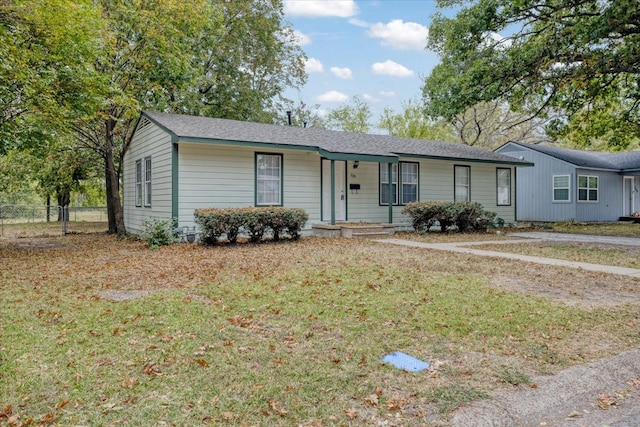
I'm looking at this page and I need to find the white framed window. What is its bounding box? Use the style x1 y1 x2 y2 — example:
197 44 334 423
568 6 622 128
379 163 398 205
496 168 511 206
578 175 598 202
553 175 570 202
135 159 143 207
454 165 470 202
256 153 282 206
401 162 419 204
144 156 152 207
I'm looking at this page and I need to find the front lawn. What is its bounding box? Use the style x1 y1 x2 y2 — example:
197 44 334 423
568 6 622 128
1 233 639 426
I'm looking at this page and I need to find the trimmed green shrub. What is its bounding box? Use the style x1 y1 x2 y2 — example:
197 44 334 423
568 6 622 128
193 207 309 244
193 208 226 245
140 217 179 249
402 201 497 233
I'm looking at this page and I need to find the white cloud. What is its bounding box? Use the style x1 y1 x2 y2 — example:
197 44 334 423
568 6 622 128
284 0 358 17
330 67 353 79
368 19 429 50
294 30 311 46
484 31 512 49
317 90 349 102
348 18 368 28
305 58 324 73
371 60 414 77
362 93 379 102
379 91 396 97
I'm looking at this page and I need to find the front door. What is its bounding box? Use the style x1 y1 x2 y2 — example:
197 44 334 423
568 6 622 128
322 159 346 222
623 177 635 216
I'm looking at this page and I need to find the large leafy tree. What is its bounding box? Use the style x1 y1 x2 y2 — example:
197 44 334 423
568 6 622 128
324 96 371 133
379 99 456 140
0 0 104 154
178 0 307 123
73 0 306 235
423 0 640 150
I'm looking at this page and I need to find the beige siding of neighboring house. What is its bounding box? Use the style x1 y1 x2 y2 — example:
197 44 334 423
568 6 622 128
123 121 173 233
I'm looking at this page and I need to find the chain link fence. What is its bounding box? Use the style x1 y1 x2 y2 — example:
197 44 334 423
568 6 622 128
0 205 108 238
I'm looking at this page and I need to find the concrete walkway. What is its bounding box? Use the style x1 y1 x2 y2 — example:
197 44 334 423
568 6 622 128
378 232 640 278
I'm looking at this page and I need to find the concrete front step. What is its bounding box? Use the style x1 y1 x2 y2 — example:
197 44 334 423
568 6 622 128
352 232 392 239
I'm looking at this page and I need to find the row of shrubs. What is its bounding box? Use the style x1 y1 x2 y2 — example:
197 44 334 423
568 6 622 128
401 201 500 233
194 206 309 244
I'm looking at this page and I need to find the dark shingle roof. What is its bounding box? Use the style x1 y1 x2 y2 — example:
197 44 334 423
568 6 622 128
142 111 532 165
506 142 640 172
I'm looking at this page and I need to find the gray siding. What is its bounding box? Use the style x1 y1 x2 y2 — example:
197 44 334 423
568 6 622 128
498 143 632 222
574 169 622 222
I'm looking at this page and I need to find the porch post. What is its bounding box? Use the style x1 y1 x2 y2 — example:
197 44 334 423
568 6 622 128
330 160 336 225
387 162 393 224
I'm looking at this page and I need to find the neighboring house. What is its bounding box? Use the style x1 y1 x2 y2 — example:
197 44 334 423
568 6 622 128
496 141 640 222
123 111 532 234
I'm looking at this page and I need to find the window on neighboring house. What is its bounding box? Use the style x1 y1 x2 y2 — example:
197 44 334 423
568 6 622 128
135 159 143 207
553 175 570 202
454 165 470 202
256 153 283 206
496 168 511 206
144 156 152 207
578 175 598 201
379 163 398 205
401 162 419 204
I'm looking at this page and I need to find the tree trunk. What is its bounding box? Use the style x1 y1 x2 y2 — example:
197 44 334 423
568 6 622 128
56 191 70 222
104 122 126 235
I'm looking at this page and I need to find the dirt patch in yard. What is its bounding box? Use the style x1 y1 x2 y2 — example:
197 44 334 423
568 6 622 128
491 270 640 308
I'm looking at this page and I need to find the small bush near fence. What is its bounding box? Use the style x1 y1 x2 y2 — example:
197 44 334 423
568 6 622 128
140 218 179 249
194 207 309 244
401 201 498 233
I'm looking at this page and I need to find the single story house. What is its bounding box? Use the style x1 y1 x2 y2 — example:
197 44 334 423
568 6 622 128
496 141 640 222
123 111 532 234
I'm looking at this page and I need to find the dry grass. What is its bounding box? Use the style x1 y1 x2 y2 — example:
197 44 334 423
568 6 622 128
470 241 640 269
1 230 639 426
550 221 640 236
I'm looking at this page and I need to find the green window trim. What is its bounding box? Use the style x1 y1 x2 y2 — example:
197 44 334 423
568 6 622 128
496 168 511 206
135 159 143 207
255 152 283 206
454 165 470 202
144 156 152 207
379 162 419 206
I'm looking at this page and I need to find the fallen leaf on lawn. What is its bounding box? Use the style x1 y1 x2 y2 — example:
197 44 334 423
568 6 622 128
142 362 162 376
268 400 288 416
0 405 12 419
220 411 234 420
364 394 379 407
344 408 359 419
55 401 70 410
194 359 209 368
122 377 138 389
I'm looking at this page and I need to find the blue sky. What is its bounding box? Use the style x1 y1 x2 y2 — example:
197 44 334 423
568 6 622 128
283 0 441 128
